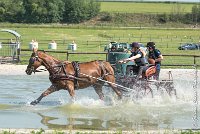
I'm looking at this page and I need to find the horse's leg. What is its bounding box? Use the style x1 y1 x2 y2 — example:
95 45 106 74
105 75 122 99
66 82 75 102
30 85 57 105
93 84 104 100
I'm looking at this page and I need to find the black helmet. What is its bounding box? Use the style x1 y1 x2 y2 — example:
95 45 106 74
130 42 140 48
147 42 155 49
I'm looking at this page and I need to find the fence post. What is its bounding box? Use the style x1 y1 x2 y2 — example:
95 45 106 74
106 53 108 61
66 51 69 60
63 38 66 46
17 48 21 63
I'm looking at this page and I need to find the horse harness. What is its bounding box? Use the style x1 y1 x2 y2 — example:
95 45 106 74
28 51 113 90
49 61 109 89
72 61 80 88
48 61 79 87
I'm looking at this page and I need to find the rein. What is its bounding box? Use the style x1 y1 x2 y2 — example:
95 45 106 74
35 68 47 72
30 53 131 92
79 72 132 92
34 61 131 92
48 63 72 81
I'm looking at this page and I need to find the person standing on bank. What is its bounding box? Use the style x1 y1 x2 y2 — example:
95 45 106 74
118 42 147 80
146 42 163 80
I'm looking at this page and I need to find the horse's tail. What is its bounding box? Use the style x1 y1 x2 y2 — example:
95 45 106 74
98 60 115 79
98 60 122 98
103 61 115 76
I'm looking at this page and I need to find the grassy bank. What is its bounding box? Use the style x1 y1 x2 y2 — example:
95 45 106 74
1 26 199 53
100 2 195 14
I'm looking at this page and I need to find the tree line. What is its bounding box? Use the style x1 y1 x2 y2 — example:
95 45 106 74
0 0 100 23
0 0 200 25
157 4 200 24
101 4 200 26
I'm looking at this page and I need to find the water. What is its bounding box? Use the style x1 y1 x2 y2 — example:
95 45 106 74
0 74 199 130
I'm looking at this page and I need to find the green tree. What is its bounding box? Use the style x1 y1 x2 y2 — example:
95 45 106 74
0 0 100 23
87 0 101 18
0 0 24 22
63 0 100 23
192 4 200 23
5 0 25 22
23 0 64 23
0 1 6 22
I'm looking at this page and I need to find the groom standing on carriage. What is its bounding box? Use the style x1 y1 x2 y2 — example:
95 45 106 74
146 42 163 80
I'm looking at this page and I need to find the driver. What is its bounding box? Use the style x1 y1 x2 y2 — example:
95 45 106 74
118 42 147 80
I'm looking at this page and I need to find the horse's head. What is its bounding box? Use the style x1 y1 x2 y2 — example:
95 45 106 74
25 48 43 75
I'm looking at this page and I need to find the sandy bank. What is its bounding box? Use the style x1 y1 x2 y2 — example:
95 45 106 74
0 65 199 80
0 65 48 75
0 128 184 134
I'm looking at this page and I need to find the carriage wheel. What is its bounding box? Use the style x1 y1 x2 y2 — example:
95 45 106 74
132 81 153 100
165 82 177 97
143 84 153 98
156 81 177 98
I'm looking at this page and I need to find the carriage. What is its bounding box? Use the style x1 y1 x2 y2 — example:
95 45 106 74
26 47 176 105
107 43 177 99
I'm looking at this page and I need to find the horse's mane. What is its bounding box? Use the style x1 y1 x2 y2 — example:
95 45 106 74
38 50 60 62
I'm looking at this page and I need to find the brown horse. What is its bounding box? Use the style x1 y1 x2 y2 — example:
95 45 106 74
25 49 122 105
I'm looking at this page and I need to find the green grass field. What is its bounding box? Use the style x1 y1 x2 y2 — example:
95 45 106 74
0 26 200 66
100 2 195 14
1 27 200 53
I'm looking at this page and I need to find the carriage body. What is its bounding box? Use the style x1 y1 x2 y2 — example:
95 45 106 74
106 45 176 99
106 42 147 75
108 51 134 75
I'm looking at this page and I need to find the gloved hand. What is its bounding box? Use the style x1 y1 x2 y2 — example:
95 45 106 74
118 59 128 64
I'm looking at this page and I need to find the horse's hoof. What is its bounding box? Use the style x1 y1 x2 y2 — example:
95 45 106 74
30 101 37 105
118 96 122 100
30 100 38 105
100 97 104 101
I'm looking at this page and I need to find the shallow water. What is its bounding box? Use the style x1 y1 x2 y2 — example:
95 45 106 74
0 75 199 130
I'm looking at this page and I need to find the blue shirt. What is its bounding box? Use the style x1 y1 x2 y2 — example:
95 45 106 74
148 49 162 64
129 50 146 66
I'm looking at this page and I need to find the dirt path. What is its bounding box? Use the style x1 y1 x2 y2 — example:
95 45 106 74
0 65 199 80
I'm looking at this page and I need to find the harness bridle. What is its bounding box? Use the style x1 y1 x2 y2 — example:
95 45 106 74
27 52 39 74
27 51 50 74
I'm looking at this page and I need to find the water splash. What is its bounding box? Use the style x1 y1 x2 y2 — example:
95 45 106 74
0 73 199 129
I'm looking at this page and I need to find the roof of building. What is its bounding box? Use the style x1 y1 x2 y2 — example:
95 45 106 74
0 29 21 39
